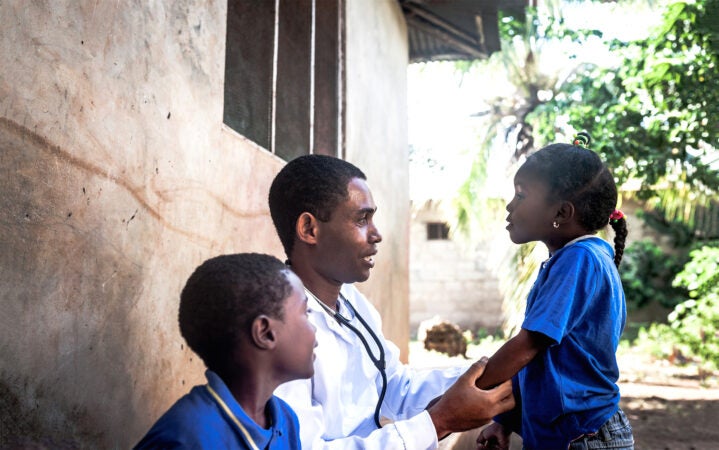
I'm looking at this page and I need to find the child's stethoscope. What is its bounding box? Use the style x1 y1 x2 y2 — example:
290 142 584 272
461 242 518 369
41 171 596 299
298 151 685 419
309 289 388 429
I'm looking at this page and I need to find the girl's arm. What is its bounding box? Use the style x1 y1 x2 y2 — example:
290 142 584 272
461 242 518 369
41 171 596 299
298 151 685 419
474 329 553 389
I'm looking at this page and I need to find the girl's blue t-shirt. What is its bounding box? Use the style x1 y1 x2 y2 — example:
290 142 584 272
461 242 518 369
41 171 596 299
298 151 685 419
500 236 626 449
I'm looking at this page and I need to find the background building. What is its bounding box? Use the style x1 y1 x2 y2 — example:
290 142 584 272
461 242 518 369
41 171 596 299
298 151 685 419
410 199 505 336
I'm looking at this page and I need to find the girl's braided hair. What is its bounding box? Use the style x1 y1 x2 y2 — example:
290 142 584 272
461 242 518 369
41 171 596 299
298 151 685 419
520 132 627 267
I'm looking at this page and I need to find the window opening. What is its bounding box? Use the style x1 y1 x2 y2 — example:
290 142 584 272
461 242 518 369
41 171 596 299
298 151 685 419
224 0 343 159
427 222 450 240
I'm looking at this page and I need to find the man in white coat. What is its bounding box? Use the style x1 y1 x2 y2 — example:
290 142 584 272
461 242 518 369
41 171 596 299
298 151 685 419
269 155 514 449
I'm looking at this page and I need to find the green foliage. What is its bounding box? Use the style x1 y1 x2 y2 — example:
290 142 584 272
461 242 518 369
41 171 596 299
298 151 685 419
453 1 600 237
450 1 719 340
636 245 719 370
498 241 545 337
469 327 505 346
620 240 688 309
532 0 719 207
452 134 494 240
638 208 698 247
673 244 719 296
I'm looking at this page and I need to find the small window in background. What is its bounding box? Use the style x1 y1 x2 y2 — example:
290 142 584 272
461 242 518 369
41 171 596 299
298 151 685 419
427 222 450 240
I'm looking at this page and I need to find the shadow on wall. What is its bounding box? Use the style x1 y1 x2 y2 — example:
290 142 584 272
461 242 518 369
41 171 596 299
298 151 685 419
0 378 95 449
0 119 147 448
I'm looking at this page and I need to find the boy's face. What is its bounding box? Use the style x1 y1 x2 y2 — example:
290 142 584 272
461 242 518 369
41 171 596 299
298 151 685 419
313 177 382 285
275 271 316 382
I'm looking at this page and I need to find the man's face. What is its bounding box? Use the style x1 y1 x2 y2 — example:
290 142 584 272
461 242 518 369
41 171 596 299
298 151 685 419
313 177 382 286
274 271 316 382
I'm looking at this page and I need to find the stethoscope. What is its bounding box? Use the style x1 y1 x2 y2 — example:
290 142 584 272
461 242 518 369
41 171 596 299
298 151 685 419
309 289 388 429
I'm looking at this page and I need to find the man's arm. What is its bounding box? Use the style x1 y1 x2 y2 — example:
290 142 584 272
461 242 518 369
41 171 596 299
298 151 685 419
428 357 515 440
276 378 451 449
474 329 552 390
276 359 514 448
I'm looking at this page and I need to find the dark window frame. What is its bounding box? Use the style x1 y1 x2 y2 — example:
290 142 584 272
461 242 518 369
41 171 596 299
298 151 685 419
223 0 345 160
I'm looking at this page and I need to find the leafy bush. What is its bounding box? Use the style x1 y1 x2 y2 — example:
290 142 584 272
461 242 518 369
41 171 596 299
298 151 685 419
620 240 688 310
636 245 719 371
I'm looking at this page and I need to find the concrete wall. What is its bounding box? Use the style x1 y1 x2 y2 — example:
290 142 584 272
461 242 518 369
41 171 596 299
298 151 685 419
409 201 504 336
0 1 410 447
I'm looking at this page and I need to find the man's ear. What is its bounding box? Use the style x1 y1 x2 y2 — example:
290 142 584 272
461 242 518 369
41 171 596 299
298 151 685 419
554 200 575 225
251 315 277 350
296 212 319 245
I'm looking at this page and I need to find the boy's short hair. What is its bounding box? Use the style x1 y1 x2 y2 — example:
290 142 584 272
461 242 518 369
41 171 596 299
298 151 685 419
178 253 291 374
268 155 366 258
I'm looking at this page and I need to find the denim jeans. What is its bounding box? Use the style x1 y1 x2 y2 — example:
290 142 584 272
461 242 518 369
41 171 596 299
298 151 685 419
568 409 634 450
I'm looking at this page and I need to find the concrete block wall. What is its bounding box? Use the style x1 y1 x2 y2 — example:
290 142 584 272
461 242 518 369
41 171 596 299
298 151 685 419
409 201 505 336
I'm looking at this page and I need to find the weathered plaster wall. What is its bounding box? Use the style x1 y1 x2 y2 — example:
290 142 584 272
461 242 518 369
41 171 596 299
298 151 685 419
345 0 411 362
0 2 287 447
1 1 412 447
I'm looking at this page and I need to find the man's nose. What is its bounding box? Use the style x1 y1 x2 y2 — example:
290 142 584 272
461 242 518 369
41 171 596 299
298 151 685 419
370 222 382 243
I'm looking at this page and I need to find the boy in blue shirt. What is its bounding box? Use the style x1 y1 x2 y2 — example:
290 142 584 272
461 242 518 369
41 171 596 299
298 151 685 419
135 253 316 449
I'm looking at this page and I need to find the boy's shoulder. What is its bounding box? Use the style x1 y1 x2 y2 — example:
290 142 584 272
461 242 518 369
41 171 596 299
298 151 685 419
153 384 217 423
134 385 230 449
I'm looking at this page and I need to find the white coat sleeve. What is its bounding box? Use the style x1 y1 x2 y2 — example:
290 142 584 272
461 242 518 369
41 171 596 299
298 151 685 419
379 338 466 420
275 378 440 450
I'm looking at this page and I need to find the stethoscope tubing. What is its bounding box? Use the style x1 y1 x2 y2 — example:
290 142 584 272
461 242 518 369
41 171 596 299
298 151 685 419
312 290 388 429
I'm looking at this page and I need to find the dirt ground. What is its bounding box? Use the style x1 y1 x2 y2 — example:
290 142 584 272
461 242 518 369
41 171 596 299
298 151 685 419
409 342 719 450
616 348 719 450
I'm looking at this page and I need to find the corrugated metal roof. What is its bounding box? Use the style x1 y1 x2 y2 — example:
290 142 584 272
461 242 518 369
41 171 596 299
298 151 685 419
400 0 526 62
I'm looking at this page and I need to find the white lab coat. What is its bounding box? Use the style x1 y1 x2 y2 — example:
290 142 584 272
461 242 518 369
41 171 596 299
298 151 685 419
274 284 465 449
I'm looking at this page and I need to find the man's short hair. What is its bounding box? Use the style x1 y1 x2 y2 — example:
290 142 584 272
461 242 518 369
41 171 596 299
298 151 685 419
178 253 291 374
268 155 366 258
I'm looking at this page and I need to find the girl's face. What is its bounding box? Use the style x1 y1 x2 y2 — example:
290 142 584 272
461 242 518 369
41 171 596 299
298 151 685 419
505 170 562 251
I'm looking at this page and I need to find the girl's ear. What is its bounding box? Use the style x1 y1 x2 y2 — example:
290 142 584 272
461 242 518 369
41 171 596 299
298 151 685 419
554 200 575 225
296 212 319 245
251 315 277 350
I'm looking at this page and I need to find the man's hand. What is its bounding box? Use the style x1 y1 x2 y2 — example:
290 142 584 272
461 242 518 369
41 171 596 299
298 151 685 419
476 422 511 450
427 357 514 440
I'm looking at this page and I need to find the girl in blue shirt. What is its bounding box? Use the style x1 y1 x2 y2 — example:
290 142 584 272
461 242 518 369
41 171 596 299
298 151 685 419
476 134 634 450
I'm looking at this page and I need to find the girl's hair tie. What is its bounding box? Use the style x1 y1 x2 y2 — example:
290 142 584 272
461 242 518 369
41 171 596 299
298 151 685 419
609 209 625 223
572 132 591 148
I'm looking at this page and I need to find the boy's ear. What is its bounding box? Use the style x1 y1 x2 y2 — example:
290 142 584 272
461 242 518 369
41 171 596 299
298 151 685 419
554 200 575 225
296 212 319 245
251 315 277 350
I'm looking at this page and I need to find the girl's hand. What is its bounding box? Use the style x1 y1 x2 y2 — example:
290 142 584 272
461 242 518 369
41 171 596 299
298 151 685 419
476 422 511 450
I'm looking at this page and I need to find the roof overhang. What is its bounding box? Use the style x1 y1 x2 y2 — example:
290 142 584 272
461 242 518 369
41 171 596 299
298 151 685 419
400 0 527 63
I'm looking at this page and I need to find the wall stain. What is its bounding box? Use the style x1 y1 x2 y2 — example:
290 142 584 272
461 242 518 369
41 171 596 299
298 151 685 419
0 375 87 449
0 117 265 247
